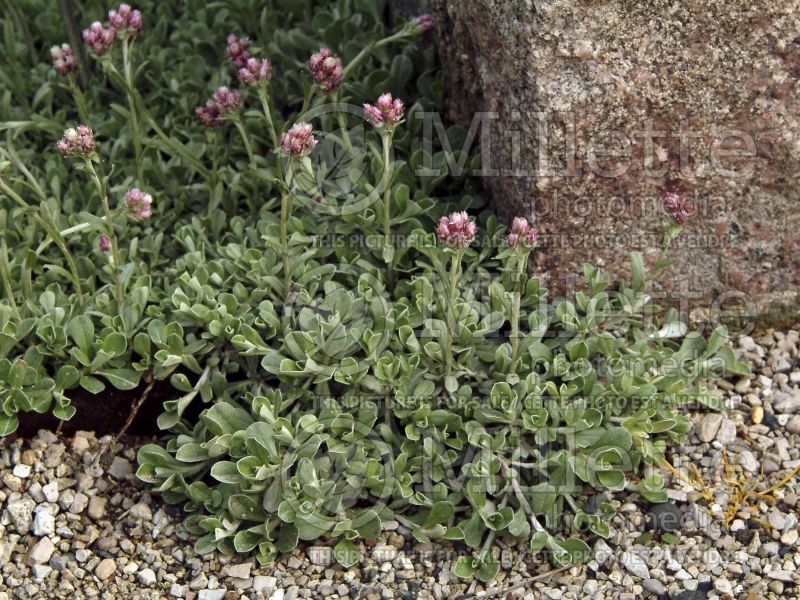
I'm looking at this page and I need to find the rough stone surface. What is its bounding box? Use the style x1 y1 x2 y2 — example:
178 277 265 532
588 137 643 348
432 0 800 321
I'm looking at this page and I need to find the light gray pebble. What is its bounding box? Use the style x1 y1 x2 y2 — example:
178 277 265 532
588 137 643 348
137 567 157 586
7 498 35 534
32 506 55 537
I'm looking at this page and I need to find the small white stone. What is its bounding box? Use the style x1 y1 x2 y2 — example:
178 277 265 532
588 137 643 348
716 419 737 444
254 576 277 594
730 519 746 532
621 551 650 579
33 506 55 536
737 450 759 473
198 591 226 600
129 502 153 521
714 578 733 595
95 558 116 581
780 530 798 545
7 498 36 534
32 564 52 579
108 456 133 479
767 570 795 582
137 567 157 586
27 537 55 565
227 562 252 579
12 464 31 478
123 562 139 574
696 414 723 442
42 482 59 503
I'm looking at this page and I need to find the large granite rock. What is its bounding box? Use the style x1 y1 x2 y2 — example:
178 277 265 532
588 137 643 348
432 0 800 324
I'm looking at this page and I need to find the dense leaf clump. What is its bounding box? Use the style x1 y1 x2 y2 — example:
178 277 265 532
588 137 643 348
0 0 746 578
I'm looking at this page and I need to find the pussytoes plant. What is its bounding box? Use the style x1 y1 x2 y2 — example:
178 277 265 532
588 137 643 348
0 0 750 581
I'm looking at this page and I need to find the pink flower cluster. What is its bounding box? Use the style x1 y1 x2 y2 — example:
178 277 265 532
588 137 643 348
82 4 142 55
51 44 78 77
280 122 317 156
57 126 96 158
507 217 537 249
82 21 116 56
108 3 142 38
195 87 242 127
363 93 404 131
123 188 152 220
664 192 694 224
227 34 252 69
195 103 223 127
239 57 272 87
308 48 344 93
438 211 477 249
212 87 243 113
99 235 111 253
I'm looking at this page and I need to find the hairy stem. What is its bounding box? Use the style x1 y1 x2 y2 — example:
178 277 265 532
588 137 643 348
0 240 20 320
342 28 412 79
122 37 145 184
85 160 124 314
231 116 256 169
509 251 530 373
443 251 463 377
381 132 394 286
68 74 90 125
280 162 295 294
299 84 317 117
258 88 280 149
0 176 83 299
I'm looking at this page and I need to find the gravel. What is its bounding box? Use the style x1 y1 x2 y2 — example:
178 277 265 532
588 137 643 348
1 328 799 599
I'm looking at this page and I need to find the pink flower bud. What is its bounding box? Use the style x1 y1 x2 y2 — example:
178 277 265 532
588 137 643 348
82 21 116 55
226 34 252 69
108 4 142 38
413 14 435 44
195 103 223 127
238 57 272 87
280 122 317 156
438 211 477 249
664 192 694 224
415 14 435 33
123 188 153 220
212 86 243 114
308 48 344 93
363 93 405 131
57 125 96 158
98 235 111 253
51 44 78 76
507 217 537 249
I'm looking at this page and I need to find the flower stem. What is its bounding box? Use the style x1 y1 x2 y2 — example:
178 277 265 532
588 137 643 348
208 129 220 216
509 251 530 374
121 38 144 185
68 74 90 126
85 160 124 314
342 28 412 80
232 116 256 169
0 240 20 320
299 84 317 117
443 251 462 377
280 162 295 295
258 88 279 149
0 176 83 300
381 132 394 286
